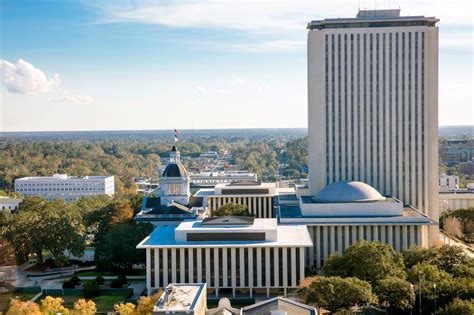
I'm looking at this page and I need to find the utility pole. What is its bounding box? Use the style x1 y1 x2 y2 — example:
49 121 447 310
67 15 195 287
433 283 437 315
419 270 422 315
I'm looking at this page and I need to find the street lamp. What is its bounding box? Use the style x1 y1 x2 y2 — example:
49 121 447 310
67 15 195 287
433 283 437 315
410 283 414 315
419 270 422 315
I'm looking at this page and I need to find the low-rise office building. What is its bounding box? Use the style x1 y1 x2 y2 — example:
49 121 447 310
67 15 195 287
0 196 22 212
138 217 312 297
14 174 114 202
439 191 474 213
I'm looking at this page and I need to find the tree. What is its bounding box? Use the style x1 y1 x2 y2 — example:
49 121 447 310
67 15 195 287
2 198 85 264
83 280 101 299
436 245 469 274
375 277 415 311
444 217 463 239
114 302 136 315
40 296 69 314
212 203 250 217
440 298 474 315
72 299 96 315
88 201 134 245
323 241 406 284
300 276 377 313
6 298 41 315
136 291 163 315
95 222 154 271
402 246 438 269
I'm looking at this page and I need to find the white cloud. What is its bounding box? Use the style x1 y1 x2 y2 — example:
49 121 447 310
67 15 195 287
52 93 95 104
194 85 208 96
0 59 60 94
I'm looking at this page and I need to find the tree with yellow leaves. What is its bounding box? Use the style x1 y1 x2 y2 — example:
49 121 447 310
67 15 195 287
40 296 69 314
6 298 41 315
135 291 162 315
71 299 96 315
113 302 136 315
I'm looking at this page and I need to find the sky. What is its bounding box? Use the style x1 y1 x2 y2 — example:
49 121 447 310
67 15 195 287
0 0 473 132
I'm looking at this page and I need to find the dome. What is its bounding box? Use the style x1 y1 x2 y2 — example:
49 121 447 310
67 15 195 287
162 163 187 177
312 181 386 203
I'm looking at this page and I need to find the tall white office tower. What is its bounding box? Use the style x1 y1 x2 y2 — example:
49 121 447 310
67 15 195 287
307 10 439 237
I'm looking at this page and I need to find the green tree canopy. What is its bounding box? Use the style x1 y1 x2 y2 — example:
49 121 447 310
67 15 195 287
375 276 415 311
300 276 377 313
212 203 251 217
440 298 474 315
323 241 406 285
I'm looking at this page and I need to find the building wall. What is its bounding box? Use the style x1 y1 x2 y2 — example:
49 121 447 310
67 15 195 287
306 224 425 269
307 25 439 225
14 176 114 202
145 246 306 296
439 193 474 213
206 196 274 218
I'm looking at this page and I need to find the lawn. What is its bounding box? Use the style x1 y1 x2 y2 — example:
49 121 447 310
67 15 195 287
0 292 38 313
39 294 126 313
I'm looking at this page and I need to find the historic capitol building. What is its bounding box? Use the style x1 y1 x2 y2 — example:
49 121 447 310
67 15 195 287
137 8 439 298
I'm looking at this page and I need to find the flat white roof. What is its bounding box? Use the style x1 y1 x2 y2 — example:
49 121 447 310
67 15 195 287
16 175 113 181
154 283 205 312
176 218 277 233
137 219 313 248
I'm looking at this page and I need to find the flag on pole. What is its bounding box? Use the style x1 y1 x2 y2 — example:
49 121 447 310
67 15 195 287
174 129 180 143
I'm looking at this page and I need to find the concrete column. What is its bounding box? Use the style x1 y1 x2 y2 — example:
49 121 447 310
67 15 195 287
322 226 329 262
265 248 271 288
394 226 401 252
388 225 394 247
381 225 386 244
282 247 288 288
222 248 228 287
231 248 236 288
248 248 254 290
256 247 262 287
367 226 372 242
154 249 160 289
252 198 257 216
214 248 220 289
205 248 211 287
409 225 416 247
373 225 379 242
402 225 408 250
239 248 245 288
351 225 357 244
197 248 202 283
330 226 335 256
309 227 315 266
188 248 193 283
316 226 321 269
146 248 151 294
359 225 364 241
417 225 423 247
258 198 262 218
337 226 343 254
299 247 305 284
273 247 279 287
163 249 168 287
344 226 350 252
171 249 177 283
179 248 185 283
291 247 297 287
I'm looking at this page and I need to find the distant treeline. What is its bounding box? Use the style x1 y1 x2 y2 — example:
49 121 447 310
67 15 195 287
0 134 308 193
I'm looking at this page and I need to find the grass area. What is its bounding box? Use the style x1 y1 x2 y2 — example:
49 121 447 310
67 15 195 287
39 294 126 313
0 292 38 313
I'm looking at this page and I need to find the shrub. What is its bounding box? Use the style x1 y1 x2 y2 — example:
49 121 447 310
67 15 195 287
440 298 474 315
110 278 123 288
70 275 81 285
117 274 128 285
95 276 105 285
62 280 75 289
83 280 100 299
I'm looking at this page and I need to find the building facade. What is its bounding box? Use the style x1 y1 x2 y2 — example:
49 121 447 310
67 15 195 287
307 9 439 226
14 174 114 202
277 181 433 269
138 217 312 297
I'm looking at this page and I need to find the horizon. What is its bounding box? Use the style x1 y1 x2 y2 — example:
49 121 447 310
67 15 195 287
1 0 473 132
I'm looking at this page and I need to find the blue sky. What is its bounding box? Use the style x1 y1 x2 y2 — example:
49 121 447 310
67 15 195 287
1 0 473 131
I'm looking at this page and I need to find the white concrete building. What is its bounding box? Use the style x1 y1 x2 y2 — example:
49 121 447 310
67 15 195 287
153 283 207 315
277 181 433 270
0 196 22 212
14 174 114 202
137 217 312 297
439 191 474 213
307 9 440 231
189 171 258 187
439 173 460 192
